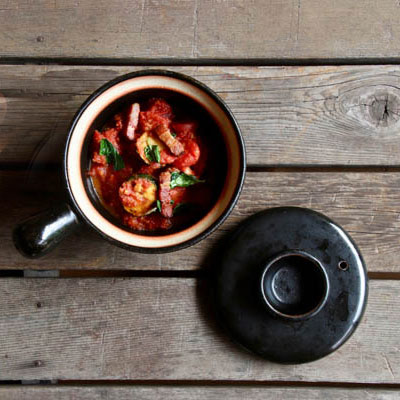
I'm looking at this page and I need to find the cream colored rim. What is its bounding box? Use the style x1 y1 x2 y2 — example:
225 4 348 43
67 75 241 248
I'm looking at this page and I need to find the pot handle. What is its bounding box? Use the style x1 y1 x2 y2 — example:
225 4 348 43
13 203 80 258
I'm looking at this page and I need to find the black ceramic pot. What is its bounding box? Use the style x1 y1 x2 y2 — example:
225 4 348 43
13 70 246 258
214 207 368 364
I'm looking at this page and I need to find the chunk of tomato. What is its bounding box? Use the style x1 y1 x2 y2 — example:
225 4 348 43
139 111 169 132
173 139 200 170
171 121 198 139
148 98 173 119
123 213 172 231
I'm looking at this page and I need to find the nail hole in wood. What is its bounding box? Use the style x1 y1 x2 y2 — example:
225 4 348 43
338 260 349 271
36 302 42 308
33 360 43 367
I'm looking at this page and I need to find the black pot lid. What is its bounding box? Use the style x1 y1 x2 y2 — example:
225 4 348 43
214 207 368 364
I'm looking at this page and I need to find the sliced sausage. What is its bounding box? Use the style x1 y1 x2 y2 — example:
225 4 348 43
159 170 174 217
124 103 140 140
154 124 185 156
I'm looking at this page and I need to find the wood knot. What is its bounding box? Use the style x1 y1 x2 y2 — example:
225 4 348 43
369 94 399 127
340 85 400 131
33 360 43 367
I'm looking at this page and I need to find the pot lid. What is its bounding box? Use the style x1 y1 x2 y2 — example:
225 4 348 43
214 207 368 364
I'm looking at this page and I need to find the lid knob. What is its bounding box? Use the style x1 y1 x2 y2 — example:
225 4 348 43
260 251 329 320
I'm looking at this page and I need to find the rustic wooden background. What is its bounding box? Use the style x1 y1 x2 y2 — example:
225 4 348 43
1 1 400 398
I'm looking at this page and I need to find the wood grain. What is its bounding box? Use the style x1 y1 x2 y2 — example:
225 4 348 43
1 65 400 166
2 1 400 61
0 278 398 382
3 170 400 272
1 386 399 400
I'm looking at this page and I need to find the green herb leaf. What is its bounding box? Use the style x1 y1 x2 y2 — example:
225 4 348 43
173 202 191 216
113 153 125 171
170 172 205 189
99 138 125 171
170 200 175 205
144 144 161 163
171 131 177 138
99 139 113 164
156 200 162 213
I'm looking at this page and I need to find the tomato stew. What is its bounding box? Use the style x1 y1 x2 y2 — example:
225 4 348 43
88 94 226 234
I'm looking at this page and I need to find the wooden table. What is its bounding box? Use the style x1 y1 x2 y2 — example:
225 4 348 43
1 1 400 398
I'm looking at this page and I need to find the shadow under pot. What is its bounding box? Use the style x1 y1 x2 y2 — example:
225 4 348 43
214 207 368 364
12 70 246 258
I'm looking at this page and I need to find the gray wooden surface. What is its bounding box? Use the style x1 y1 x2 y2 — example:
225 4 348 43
1 65 400 166
3 1 400 394
0 278 398 383
3 171 400 272
2 0 400 62
1 386 399 400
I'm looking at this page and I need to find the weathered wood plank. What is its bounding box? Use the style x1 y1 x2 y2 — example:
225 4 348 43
0 278 398 382
2 1 400 61
1 65 400 166
1 386 399 400
3 170 400 272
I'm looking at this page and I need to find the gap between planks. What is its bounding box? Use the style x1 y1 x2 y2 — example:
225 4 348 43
0 380 399 389
4 57 400 67
0 270 399 280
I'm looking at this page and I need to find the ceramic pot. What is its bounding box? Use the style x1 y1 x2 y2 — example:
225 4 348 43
13 70 246 258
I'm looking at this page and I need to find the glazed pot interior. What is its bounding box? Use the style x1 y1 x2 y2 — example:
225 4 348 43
66 73 244 249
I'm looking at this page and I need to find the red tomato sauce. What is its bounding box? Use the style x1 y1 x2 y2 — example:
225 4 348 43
88 97 219 233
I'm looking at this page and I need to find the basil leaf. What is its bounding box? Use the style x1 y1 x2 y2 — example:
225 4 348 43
170 172 205 189
156 200 162 213
99 138 113 164
99 138 125 171
113 152 125 171
144 144 161 163
171 131 177 138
